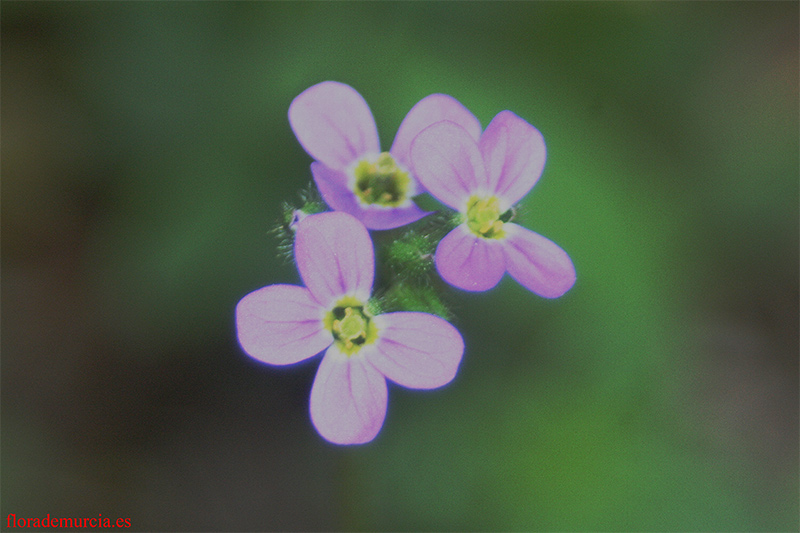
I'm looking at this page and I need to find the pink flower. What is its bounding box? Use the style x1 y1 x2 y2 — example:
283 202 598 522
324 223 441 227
288 81 481 230
410 111 576 297
235 212 464 445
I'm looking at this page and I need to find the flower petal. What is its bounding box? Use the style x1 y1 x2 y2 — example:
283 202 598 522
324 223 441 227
357 204 430 231
390 94 481 170
369 312 464 389
310 162 354 214
289 81 380 170
295 212 374 307
410 121 488 210
479 110 546 206
235 284 331 365
502 223 576 298
312 162 429 230
435 225 506 292
310 345 388 445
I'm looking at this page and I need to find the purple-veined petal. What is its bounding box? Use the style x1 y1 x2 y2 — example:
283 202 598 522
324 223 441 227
288 81 380 170
311 162 430 230
310 345 388 445
502 223 576 298
435 225 506 292
311 161 354 214
479 110 546 206
369 312 464 389
235 284 331 365
390 94 481 170
357 203 430 230
410 121 488 210
295 212 374 307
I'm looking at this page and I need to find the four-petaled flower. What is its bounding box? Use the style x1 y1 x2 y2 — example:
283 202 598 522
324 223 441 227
289 81 481 230
235 211 464 445
410 111 576 297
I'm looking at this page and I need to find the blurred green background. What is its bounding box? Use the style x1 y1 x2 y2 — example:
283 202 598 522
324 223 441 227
2 2 797 531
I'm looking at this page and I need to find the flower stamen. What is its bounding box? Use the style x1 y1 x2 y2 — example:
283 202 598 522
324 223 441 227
324 297 379 355
353 152 411 207
466 195 511 239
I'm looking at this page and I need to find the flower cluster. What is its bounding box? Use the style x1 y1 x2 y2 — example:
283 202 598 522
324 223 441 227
236 81 576 445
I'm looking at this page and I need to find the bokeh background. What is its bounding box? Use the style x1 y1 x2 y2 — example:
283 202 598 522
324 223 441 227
2 2 797 531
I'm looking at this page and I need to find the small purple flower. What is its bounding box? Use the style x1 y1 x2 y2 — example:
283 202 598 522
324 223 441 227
410 111 576 297
236 211 464 445
289 81 481 230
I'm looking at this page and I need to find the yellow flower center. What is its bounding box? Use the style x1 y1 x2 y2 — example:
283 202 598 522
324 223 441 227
466 195 507 239
353 152 411 207
323 296 379 355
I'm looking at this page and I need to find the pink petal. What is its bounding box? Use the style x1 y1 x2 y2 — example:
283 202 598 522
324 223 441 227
294 212 374 307
369 312 464 389
390 94 481 169
310 161 354 214
357 204 430 231
435 225 506 292
502 223 576 298
235 284 331 365
410 121 488 211
311 162 429 230
479 110 546 206
288 81 380 170
310 345 388 445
